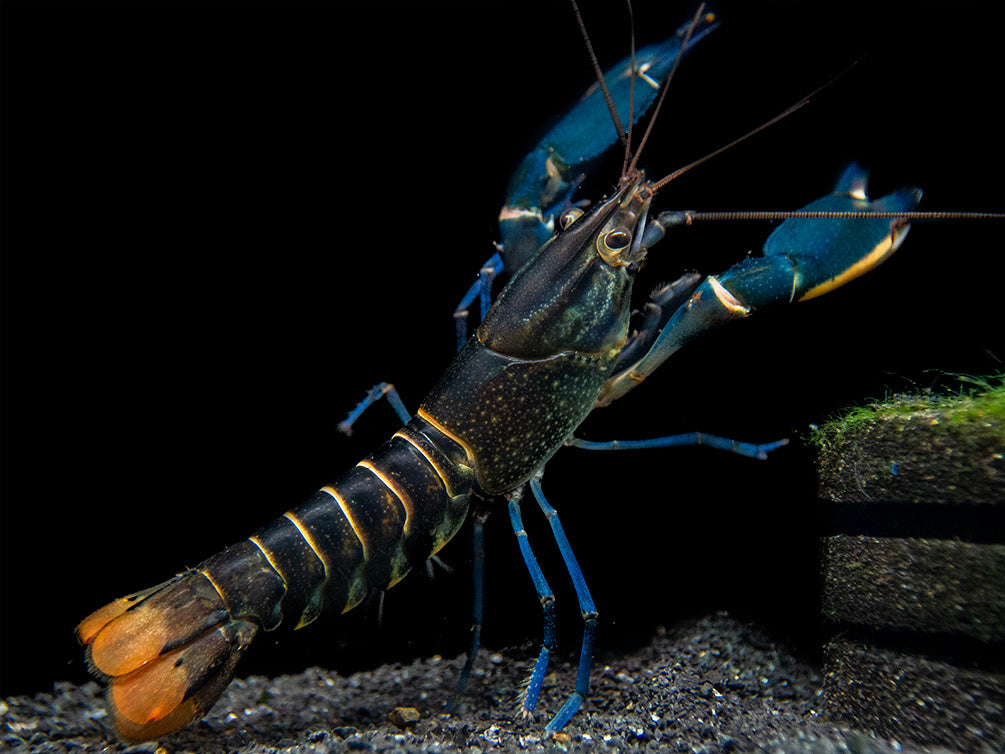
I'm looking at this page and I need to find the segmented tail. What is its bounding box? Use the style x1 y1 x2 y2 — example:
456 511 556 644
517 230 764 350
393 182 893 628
77 573 257 741
77 415 475 741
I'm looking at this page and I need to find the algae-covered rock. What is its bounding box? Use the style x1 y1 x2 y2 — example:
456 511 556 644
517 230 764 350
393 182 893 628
813 383 1005 504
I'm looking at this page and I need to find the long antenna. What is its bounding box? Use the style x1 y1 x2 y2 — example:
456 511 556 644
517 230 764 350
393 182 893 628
620 0 637 177
570 0 627 147
660 209 1005 226
648 68 851 195
628 3 707 176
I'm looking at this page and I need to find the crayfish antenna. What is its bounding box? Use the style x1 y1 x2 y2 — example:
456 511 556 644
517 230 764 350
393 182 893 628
76 573 257 741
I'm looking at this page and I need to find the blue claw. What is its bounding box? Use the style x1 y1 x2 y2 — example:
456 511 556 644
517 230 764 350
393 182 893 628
600 164 922 406
499 15 718 276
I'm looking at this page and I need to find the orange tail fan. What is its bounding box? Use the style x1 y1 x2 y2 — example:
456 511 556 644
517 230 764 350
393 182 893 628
76 572 257 741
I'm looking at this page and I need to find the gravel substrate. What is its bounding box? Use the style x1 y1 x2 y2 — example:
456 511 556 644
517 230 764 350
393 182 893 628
2 613 984 754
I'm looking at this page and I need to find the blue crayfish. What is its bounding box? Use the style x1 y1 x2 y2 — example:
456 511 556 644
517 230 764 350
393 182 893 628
76 2 1001 741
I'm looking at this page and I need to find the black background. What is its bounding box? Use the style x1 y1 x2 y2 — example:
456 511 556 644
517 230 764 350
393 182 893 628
2 1 1003 698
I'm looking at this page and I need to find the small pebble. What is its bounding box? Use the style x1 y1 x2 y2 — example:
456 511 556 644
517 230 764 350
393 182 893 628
387 706 420 728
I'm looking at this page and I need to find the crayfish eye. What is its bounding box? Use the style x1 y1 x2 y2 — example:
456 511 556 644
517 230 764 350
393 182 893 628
603 229 632 252
558 207 585 230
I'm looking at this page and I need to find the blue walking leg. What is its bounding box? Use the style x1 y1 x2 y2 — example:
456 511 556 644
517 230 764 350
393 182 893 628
567 433 789 460
508 492 558 719
447 510 487 713
453 252 503 351
528 479 598 732
338 382 411 436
